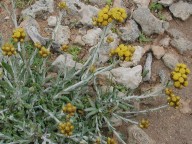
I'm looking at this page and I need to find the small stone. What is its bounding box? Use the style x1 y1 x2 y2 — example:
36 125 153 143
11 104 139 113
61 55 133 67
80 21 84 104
82 28 102 46
133 0 150 7
158 0 174 6
52 54 83 72
74 35 85 46
4 16 10 20
127 125 156 144
54 25 71 45
133 7 169 35
151 45 165 59
113 0 125 7
169 1 192 21
159 37 170 47
143 53 152 81
119 20 140 43
88 0 107 7
110 65 142 89
180 99 192 114
162 53 178 69
47 16 57 27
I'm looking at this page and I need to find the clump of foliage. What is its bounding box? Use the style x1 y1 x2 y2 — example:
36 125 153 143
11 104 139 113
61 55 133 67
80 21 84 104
0 1 190 144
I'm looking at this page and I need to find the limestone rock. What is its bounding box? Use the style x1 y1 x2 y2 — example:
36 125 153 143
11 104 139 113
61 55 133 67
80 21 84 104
143 53 152 81
169 1 192 21
133 7 169 35
74 35 85 46
22 0 54 18
159 37 170 47
158 0 174 6
151 45 165 59
110 65 142 89
119 20 140 43
82 28 102 46
54 25 70 45
47 16 57 27
88 0 107 7
133 0 150 7
127 125 156 144
162 53 178 69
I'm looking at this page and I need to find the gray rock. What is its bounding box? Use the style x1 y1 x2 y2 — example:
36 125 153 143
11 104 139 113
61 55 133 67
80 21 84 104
169 1 192 21
47 16 57 27
159 37 170 47
79 5 99 26
151 45 165 59
162 53 178 69
166 28 184 38
74 35 85 46
143 53 152 81
133 0 150 7
120 46 143 67
22 0 54 18
88 0 107 7
52 54 83 71
127 125 156 144
22 18 49 45
133 7 169 35
119 20 140 43
170 37 192 54
110 65 142 89
97 31 120 64
82 28 102 46
158 0 174 6
113 0 125 7
54 25 70 45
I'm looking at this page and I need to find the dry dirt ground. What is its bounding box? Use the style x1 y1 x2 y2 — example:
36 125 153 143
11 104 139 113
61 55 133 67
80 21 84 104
0 1 192 144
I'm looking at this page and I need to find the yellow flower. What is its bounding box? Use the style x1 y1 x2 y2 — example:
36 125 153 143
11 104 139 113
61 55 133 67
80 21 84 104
60 44 69 52
58 121 74 136
62 103 76 118
1 43 16 56
58 2 67 9
107 137 117 144
39 46 50 58
139 118 149 129
12 28 26 43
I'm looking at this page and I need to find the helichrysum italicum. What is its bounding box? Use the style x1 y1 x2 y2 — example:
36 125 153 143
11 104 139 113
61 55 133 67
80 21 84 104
165 88 180 109
92 5 127 26
110 44 135 61
34 42 50 58
139 118 149 129
171 63 190 89
62 103 76 118
12 28 26 43
58 2 67 9
60 44 69 52
58 121 74 136
1 43 16 56
106 36 114 43
107 137 117 144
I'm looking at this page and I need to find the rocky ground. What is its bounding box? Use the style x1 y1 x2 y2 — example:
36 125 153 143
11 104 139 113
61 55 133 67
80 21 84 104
0 0 192 143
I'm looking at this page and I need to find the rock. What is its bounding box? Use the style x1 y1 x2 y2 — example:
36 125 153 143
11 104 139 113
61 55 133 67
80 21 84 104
127 125 156 144
79 5 99 26
169 1 192 21
54 25 70 45
170 37 192 54
21 18 49 45
151 45 165 59
22 0 54 18
158 0 174 6
52 54 83 71
4 16 10 20
82 28 102 46
142 45 151 56
159 70 167 84
159 37 170 47
98 31 119 63
113 0 125 7
74 35 85 46
180 99 192 114
63 0 83 16
120 46 143 67
119 20 140 43
133 0 150 7
47 16 57 27
133 7 169 35
143 53 152 81
88 0 107 7
166 28 184 38
110 65 142 89
162 53 178 69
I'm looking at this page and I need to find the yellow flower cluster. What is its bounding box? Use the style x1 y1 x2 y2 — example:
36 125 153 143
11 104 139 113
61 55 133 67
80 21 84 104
62 103 76 118
107 137 117 144
110 44 135 61
89 65 96 73
58 121 74 136
1 43 16 56
165 88 180 109
139 118 149 129
92 5 127 26
171 63 190 88
95 138 101 144
106 36 114 43
60 44 69 52
34 43 50 58
12 28 26 43
58 2 67 9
